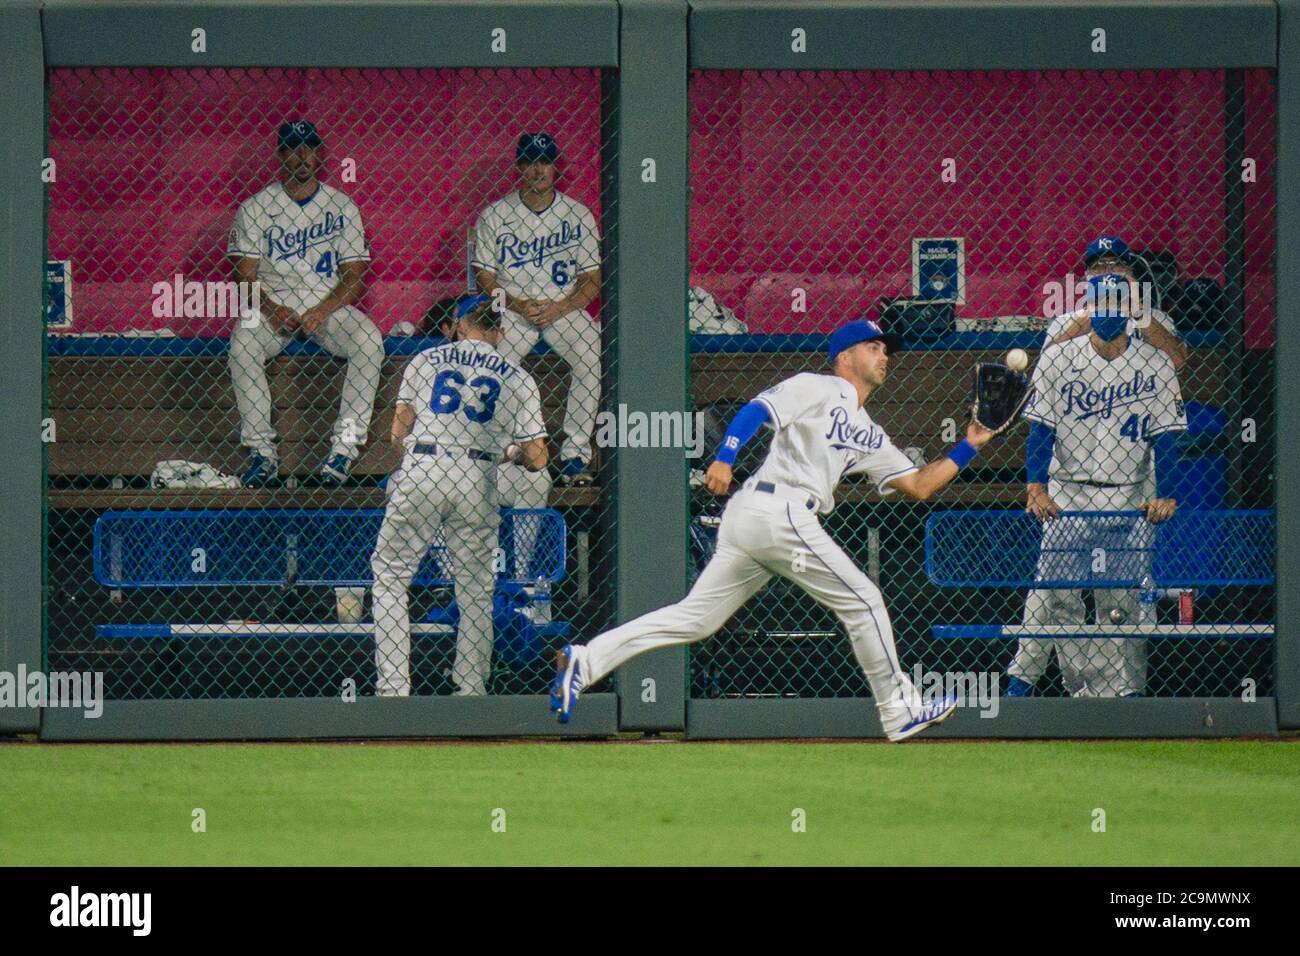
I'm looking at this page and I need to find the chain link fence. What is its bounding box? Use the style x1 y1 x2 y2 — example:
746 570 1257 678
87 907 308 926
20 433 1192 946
45 67 618 699
688 68 1276 701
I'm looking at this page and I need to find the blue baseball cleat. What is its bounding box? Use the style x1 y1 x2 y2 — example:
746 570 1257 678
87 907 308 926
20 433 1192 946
887 692 958 742
1005 675 1035 697
319 453 352 486
550 644 585 724
242 451 279 488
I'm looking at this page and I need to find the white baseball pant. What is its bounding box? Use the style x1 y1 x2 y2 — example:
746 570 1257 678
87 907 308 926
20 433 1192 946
497 463 553 579
369 452 499 696
1008 479 1150 697
495 308 600 465
582 482 926 735
229 304 384 461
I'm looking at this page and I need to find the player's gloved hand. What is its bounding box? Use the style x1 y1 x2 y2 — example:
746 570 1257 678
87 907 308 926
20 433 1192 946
704 460 734 496
1141 498 1177 524
1026 482 1061 522
299 305 332 337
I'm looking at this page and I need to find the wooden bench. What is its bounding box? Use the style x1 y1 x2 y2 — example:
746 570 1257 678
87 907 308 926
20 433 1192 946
48 345 1230 511
47 350 600 509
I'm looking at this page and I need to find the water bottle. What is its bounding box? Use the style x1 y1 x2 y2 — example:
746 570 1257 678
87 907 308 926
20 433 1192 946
1139 574 1159 622
533 577 552 624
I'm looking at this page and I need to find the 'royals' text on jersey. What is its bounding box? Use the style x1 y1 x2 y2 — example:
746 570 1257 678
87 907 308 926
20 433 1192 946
752 373 918 514
398 338 546 454
228 182 369 313
1024 337 1187 485
471 192 601 303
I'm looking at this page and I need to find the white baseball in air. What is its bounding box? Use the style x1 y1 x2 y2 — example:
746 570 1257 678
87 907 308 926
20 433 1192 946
1006 348 1029 373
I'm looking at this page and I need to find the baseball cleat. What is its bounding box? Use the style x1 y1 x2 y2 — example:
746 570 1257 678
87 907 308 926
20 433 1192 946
887 692 958 743
549 643 585 724
242 452 279 488
318 453 352 486
555 458 594 488
1005 675 1035 697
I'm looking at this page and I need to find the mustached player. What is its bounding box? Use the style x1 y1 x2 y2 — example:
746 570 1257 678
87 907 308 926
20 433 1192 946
550 320 1007 741
227 120 384 487
471 132 602 488
369 295 548 697
1007 274 1187 698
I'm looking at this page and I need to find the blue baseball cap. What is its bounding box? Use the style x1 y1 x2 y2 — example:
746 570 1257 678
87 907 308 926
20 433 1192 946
517 132 558 164
1083 235 1132 267
828 319 903 363
455 293 493 319
278 120 323 149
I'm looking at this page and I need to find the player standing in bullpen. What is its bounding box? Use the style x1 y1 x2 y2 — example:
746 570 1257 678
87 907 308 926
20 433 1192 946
227 120 384 487
551 319 1011 741
370 295 548 697
1006 275 1187 698
471 132 602 488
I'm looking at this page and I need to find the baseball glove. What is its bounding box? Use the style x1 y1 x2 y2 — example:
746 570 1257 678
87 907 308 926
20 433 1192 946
969 362 1032 437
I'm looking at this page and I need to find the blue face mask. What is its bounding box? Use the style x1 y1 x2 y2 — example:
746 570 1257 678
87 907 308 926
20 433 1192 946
1090 311 1128 342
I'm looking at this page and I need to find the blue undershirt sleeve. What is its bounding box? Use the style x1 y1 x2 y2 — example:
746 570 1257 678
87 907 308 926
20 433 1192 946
1026 421 1054 484
1153 431 1180 499
715 401 771 465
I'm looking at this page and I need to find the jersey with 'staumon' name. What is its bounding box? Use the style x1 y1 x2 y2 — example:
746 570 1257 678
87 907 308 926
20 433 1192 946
1024 337 1187 485
752 373 919 515
471 191 601 303
228 182 369 313
398 338 546 454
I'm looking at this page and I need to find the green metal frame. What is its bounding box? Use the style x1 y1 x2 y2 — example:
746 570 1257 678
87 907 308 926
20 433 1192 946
3 0 1293 739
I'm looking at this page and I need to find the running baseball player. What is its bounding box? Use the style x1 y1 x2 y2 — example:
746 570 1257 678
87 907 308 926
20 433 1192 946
227 120 384 487
471 132 602 488
1047 236 1188 370
370 294 548 697
1006 274 1187 698
550 319 1024 740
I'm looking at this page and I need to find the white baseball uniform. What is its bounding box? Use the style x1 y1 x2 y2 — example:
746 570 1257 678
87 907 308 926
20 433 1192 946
369 338 545 697
472 190 601 465
1010 336 1187 696
579 372 933 737
227 181 383 461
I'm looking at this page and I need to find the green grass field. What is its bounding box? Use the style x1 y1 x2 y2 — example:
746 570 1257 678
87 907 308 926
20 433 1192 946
2 739 1297 866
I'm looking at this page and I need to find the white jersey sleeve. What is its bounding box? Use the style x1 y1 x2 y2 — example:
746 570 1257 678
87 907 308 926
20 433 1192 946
509 372 548 443
1145 352 1189 436
1023 345 1063 429
471 206 498 276
754 373 835 430
398 356 422 408
843 434 919 494
575 205 601 274
337 197 370 264
228 198 262 260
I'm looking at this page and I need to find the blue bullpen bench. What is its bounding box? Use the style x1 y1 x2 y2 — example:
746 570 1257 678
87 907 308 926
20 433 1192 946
924 509 1274 642
92 508 571 661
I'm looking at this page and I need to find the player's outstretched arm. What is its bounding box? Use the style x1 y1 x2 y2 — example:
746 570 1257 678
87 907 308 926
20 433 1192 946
887 421 994 502
390 403 415 445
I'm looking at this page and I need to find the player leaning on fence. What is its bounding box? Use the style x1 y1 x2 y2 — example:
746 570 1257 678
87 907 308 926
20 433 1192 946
227 120 384 488
549 319 1029 741
370 295 547 697
1006 274 1188 698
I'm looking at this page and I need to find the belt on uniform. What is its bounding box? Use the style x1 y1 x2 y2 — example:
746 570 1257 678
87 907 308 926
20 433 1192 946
753 480 816 511
411 442 495 463
1060 478 1141 489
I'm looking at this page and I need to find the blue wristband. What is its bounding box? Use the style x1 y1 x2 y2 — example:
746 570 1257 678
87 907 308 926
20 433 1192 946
947 439 978 470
